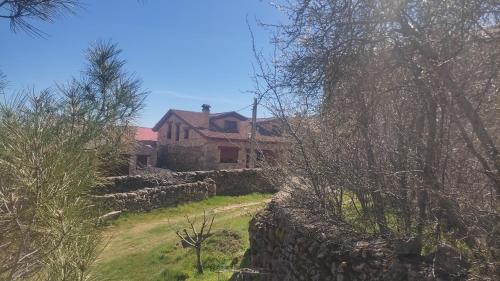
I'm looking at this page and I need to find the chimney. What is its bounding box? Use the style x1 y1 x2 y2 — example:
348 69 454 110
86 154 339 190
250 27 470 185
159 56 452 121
201 104 211 128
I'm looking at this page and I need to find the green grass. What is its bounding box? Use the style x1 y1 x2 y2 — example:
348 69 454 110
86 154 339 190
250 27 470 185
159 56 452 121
92 193 272 281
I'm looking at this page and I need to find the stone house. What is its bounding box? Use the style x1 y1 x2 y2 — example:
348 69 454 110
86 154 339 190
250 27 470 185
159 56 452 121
128 127 158 174
150 104 287 171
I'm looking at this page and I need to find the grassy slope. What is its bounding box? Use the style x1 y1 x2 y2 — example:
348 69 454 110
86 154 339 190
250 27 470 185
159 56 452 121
93 193 272 281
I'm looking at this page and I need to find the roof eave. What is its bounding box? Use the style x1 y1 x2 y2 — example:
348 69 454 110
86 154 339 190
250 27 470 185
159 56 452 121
152 109 174 132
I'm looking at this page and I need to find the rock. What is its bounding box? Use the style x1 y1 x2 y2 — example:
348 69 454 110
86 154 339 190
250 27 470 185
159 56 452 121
356 241 370 248
393 236 421 257
433 244 470 280
338 261 348 273
99 210 122 221
352 263 365 272
317 249 328 259
406 264 419 281
330 262 337 274
247 191 437 281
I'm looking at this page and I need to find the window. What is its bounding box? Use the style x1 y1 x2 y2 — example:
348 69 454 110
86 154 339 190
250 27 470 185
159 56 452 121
184 128 189 139
167 122 172 139
175 124 180 141
219 147 239 163
136 155 148 167
263 150 276 164
223 120 238 132
256 150 264 161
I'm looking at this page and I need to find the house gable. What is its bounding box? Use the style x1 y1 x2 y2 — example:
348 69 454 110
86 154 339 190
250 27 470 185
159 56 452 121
152 109 173 132
153 107 286 143
154 110 202 131
156 112 208 146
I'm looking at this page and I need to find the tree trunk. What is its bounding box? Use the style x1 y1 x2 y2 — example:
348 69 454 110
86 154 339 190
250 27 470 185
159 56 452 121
195 247 203 274
356 90 388 234
414 96 427 239
396 127 411 234
398 15 500 198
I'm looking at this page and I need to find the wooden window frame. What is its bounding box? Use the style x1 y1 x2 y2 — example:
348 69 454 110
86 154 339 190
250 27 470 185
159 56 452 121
175 124 180 141
136 155 148 167
223 120 238 133
219 146 239 163
167 122 172 139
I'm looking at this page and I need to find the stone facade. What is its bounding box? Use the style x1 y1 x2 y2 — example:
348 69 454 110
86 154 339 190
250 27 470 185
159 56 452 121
160 145 206 171
152 106 287 171
248 192 469 281
129 140 158 174
125 127 159 176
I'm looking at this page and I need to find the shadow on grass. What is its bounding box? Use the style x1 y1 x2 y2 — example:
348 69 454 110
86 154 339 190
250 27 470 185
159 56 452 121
157 268 189 281
228 249 266 281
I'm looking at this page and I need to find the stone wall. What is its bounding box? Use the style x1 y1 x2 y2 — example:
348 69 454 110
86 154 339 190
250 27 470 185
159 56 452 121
172 169 277 195
93 174 180 195
94 179 216 212
92 168 277 212
95 168 276 196
248 192 467 281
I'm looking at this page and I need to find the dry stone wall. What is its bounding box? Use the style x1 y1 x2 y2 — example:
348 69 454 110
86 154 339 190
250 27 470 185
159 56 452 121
93 168 276 212
172 169 277 195
93 175 180 195
248 192 467 281
94 179 216 212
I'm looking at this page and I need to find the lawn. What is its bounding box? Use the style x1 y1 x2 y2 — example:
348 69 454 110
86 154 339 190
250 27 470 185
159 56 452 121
92 193 272 281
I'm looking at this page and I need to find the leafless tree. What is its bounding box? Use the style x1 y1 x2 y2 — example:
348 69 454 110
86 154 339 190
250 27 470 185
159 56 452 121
175 210 215 274
253 0 499 277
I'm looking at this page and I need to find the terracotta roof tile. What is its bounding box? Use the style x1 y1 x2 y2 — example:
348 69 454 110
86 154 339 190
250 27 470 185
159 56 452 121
153 108 288 143
135 127 158 141
171 110 208 128
197 121 287 143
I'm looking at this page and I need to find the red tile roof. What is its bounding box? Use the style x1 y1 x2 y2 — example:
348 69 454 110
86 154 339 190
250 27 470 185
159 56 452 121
135 127 158 141
152 109 287 143
197 125 285 143
172 110 208 128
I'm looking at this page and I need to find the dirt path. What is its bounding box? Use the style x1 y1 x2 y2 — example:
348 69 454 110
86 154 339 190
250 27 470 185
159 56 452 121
97 197 271 261
212 199 271 213
94 195 272 280
109 199 271 235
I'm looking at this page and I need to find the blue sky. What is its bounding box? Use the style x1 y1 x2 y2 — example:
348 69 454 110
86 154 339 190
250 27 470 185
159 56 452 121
0 0 285 127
